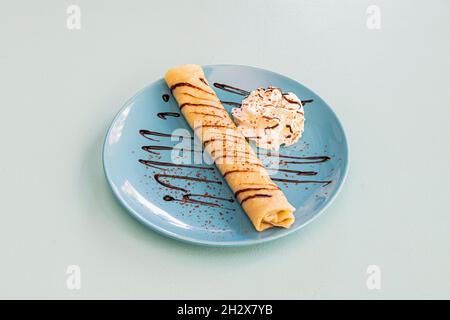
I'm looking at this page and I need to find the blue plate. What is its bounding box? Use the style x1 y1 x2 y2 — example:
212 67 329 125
103 65 348 246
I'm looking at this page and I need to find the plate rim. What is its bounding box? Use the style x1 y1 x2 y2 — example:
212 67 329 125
102 64 349 247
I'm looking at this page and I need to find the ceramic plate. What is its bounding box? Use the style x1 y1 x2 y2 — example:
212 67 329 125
103 65 348 246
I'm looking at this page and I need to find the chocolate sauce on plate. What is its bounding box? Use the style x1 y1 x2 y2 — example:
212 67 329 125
154 173 222 193
135 79 329 213
139 159 213 171
157 112 180 119
139 129 193 142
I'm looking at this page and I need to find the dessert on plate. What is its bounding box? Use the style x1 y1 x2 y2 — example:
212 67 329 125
232 86 305 150
165 64 296 231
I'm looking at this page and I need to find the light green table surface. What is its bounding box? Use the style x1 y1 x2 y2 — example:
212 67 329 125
1 0 449 299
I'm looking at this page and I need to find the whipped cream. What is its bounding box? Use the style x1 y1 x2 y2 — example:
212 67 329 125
232 87 305 150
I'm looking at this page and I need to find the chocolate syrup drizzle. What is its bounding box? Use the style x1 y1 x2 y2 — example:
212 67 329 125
220 101 242 107
141 141 330 165
199 78 208 86
272 178 332 185
138 129 331 205
142 145 200 155
258 153 330 164
180 102 226 112
139 159 213 171
141 80 327 209
213 83 250 96
139 129 193 142
157 112 180 120
154 173 222 193
266 168 317 176
213 82 314 105
163 194 235 210
170 82 214 95
234 187 280 197
240 194 272 205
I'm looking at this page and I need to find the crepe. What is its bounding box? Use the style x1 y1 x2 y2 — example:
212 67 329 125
164 64 295 231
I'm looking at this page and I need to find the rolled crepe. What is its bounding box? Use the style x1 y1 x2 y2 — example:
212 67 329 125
165 64 295 231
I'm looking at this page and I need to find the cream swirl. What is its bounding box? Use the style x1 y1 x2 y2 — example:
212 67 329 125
231 87 305 150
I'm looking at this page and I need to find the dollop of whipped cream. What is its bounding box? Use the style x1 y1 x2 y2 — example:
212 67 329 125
232 87 305 150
